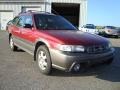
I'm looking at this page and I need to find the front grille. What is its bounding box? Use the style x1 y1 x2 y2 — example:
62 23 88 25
86 45 109 54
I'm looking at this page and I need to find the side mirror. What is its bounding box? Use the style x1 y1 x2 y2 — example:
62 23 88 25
24 24 33 28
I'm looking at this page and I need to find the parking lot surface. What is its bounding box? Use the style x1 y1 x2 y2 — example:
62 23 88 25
0 31 120 90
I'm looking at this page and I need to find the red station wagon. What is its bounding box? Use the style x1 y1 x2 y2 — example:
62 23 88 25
7 11 115 75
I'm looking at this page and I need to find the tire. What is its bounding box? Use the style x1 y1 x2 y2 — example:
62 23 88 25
36 45 52 75
9 36 18 51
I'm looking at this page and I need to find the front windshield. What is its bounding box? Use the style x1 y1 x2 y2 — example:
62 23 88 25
106 26 116 29
34 14 77 30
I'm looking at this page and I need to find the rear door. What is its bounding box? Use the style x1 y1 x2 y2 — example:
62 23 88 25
11 17 21 37
8 16 21 45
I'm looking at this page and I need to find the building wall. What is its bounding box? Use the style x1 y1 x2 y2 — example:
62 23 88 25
80 0 87 26
0 0 87 29
0 2 49 16
52 0 85 3
52 0 87 27
0 1 51 30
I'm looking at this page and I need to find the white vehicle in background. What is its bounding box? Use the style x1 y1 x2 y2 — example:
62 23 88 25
79 24 99 34
102 26 120 38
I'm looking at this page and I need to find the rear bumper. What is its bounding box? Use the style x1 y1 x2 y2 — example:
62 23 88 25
50 48 115 72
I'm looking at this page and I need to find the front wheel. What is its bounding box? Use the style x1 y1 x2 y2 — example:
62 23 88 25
9 36 18 51
36 45 52 75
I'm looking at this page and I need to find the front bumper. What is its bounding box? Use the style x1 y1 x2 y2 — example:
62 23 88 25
50 48 115 72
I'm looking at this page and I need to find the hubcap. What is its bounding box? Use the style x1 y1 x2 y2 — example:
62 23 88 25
10 38 14 49
38 51 47 70
73 64 81 72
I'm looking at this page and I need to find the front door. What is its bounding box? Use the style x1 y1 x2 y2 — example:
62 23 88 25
16 15 35 54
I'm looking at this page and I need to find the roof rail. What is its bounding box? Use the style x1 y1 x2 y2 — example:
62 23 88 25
19 10 52 15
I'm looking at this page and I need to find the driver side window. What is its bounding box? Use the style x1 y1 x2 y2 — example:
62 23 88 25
16 15 33 28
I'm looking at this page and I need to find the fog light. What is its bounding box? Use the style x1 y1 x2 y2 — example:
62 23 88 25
73 64 81 72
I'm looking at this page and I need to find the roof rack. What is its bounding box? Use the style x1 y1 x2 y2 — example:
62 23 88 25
19 10 52 15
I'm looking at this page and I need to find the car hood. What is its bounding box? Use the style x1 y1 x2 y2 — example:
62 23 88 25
39 30 109 46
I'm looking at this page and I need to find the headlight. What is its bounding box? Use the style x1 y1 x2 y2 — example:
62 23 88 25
57 45 85 52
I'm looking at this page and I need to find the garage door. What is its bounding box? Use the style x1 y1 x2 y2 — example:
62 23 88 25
52 3 80 27
0 12 13 30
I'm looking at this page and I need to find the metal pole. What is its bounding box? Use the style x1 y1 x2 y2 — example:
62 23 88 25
44 0 46 12
45 0 51 12
0 13 2 30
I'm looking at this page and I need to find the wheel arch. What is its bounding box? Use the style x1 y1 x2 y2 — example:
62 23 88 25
34 40 50 61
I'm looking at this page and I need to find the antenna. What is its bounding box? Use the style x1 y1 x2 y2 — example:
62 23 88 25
19 10 53 15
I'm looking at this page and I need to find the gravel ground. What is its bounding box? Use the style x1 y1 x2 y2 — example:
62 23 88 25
0 31 120 90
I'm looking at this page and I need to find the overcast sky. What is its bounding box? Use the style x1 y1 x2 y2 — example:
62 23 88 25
87 0 120 26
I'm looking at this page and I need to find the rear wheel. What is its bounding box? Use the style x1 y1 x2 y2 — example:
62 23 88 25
36 45 52 75
9 36 18 51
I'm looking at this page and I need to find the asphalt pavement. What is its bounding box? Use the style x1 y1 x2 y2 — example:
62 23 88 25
0 31 120 90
